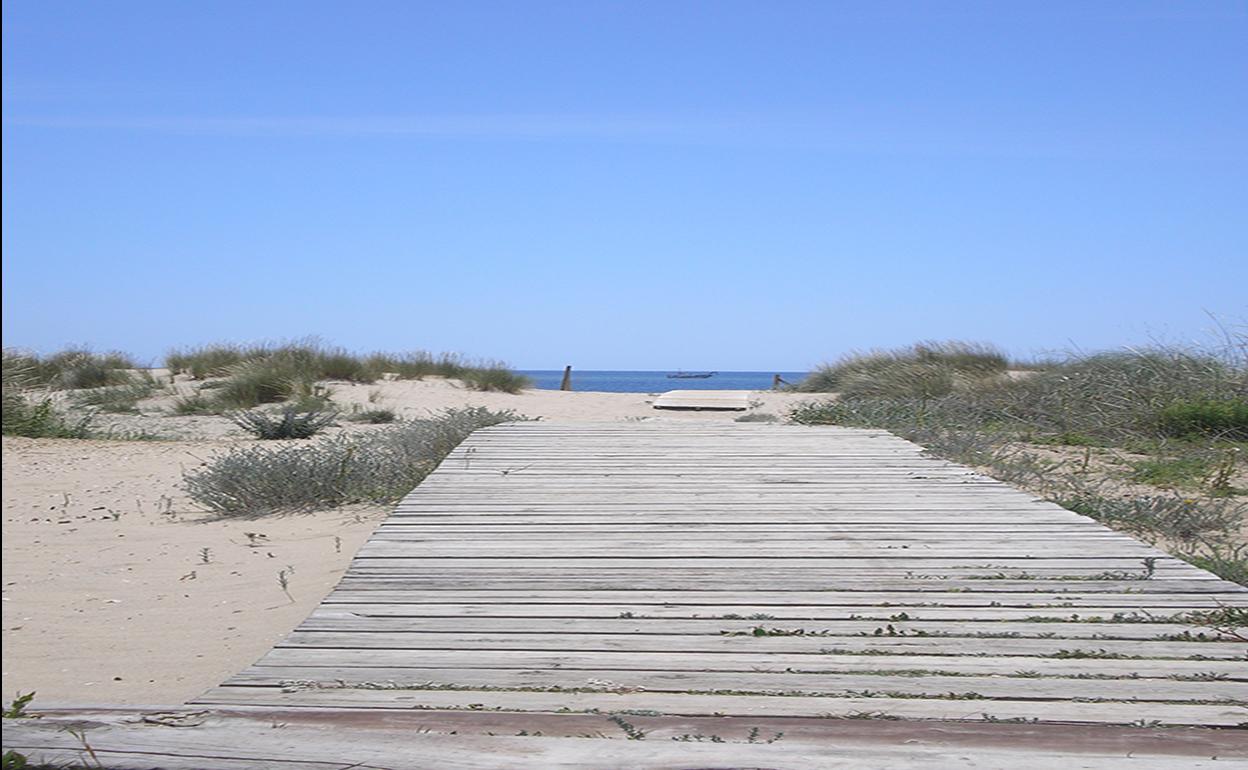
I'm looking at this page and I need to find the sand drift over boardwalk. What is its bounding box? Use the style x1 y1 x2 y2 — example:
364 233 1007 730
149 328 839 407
198 422 1247 727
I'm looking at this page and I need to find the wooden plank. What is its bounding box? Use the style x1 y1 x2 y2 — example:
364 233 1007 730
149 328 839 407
272 630 1246 659
196 686 1248 727
312 601 1243 621
373 524 1131 532
333 582 1238 598
225 666 1248 702
322 591 1248 611
292 612 1235 642
358 538 1166 552
9 708 1246 770
651 389 754 410
335 576 1235 593
249 647 1248 679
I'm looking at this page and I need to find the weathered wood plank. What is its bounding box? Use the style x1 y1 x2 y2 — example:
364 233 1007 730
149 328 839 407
336 575 1235 594
224 666 1248 703
9 708 1245 770
196 686 1248 726
652 390 753 409
311 601 1241 621
249 647 1248 679
322 589 1248 607
293 612 1234 642
273 630 1246 659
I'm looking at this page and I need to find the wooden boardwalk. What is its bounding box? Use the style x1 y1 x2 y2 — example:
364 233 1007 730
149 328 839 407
8 422 1247 767
197 422 1247 726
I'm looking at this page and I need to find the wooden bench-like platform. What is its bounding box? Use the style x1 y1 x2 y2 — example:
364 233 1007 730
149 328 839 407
6 422 1246 766
652 389 753 409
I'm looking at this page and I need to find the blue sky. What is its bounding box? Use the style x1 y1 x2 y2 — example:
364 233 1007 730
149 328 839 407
3 1 1245 370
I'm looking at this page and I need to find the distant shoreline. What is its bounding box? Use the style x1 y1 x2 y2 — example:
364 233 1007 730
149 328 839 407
518 370 809 393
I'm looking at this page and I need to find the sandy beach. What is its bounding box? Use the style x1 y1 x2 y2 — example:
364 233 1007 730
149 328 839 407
2 379 810 706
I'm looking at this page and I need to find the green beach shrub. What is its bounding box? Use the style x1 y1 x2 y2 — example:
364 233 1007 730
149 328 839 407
228 405 339 439
735 412 779 423
348 408 398 424
184 407 525 515
1157 399 1248 440
460 365 532 393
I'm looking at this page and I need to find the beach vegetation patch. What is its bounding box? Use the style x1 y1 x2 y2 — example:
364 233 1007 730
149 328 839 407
735 413 779 423
228 404 339 440
363 351 470 380
184 407 525 515
167 343 259 379
2 354 95 438
347 408 398 424
1158 399 1248 440
797 341 1008 397
792 338 1248 585
71 372 160 413
167 340 530 407
3 347 138 390
459 365 532 394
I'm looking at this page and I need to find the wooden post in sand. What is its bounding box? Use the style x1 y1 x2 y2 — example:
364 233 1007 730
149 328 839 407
773 374 783 390
560 366 573 391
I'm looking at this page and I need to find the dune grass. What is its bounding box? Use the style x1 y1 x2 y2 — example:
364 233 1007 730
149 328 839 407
459 364 532 394
166 341 529 410
797 341 1008 398
1 394 94 438
363 351 473 380
794 344 1246 443
169 342 488 384
166 343 259 379
71 372 160 413
1 353 94 438
3 340 530 436
209 356 316 409
184 407 524 515
3 348 139 391
791 339 1248 584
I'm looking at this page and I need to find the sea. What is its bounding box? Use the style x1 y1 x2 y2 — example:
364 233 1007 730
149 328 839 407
517 370 810 393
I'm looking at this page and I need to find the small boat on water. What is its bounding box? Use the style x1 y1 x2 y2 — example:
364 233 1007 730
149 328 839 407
667 371 717 379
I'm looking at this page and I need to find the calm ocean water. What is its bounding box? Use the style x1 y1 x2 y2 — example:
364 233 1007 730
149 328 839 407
518 370 810 393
